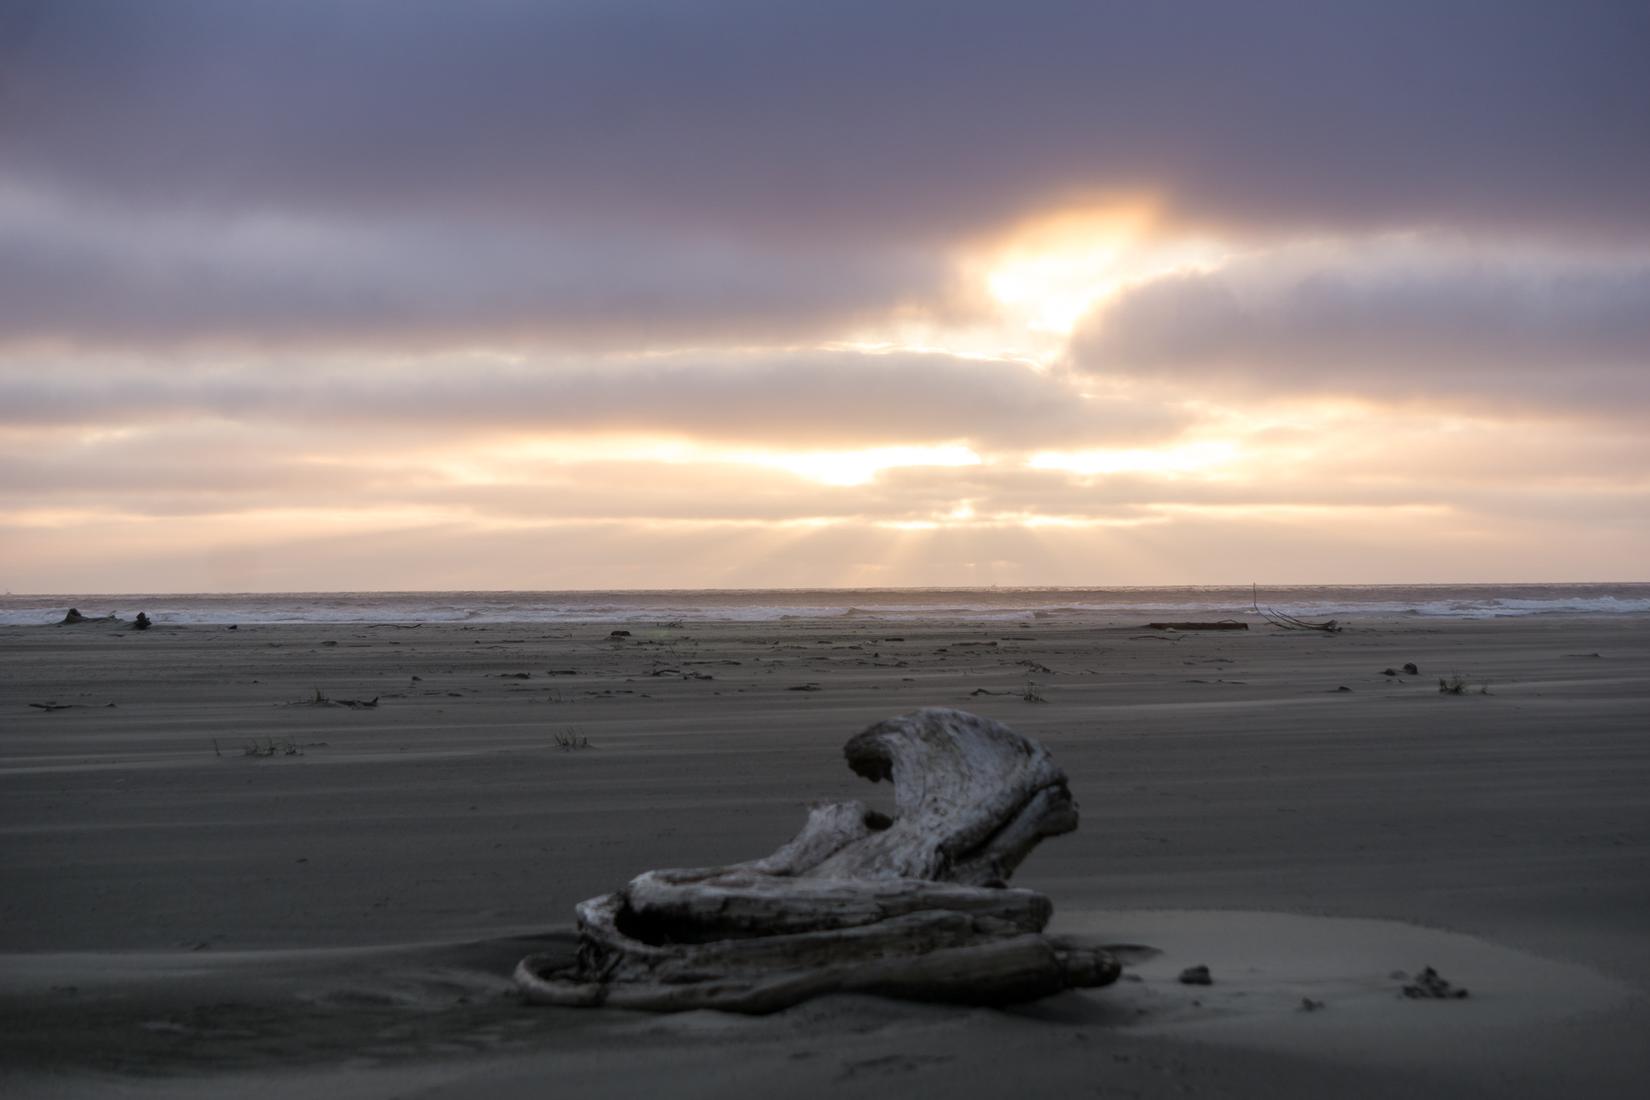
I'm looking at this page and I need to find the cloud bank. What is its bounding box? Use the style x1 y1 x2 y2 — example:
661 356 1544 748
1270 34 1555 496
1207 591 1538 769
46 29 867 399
1072 241 1650 413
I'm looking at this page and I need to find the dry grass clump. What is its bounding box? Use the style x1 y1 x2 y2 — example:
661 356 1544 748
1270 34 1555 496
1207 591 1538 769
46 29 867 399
553 728 592 751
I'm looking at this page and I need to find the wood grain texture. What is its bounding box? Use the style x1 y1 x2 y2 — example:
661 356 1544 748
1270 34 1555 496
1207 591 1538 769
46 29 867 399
516 707 1117 1012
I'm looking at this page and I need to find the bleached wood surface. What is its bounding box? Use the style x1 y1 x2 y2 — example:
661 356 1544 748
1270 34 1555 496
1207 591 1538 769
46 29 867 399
516 708 1118 1012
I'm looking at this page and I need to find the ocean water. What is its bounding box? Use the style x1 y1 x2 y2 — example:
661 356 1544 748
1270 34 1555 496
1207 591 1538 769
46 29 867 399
3 585 1648 627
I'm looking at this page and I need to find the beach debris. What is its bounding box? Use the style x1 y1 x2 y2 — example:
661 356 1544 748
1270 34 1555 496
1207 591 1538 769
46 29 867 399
1299 997 1326 1011
1382 667 1399 677
28 702 76 712
1258 607 1342 632
59 607 119 625
293 688 379 708
243 737 303 758
1147 621 1249 631
1177 965 1213 986
970 680 1046 702
1403 662 1420 674
1251 585 1342 633
1334 685 1353 692
516 708 1120 1013
786 682 823 691
553 729 591 751
1438 675 1489 695
609 629 631 638
1401 966 1469 999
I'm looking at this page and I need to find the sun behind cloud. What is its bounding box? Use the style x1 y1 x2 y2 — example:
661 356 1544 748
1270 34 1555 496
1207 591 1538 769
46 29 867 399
973 199 1229 337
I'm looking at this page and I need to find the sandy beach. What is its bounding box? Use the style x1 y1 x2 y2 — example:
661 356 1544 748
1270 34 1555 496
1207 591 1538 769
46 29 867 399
4 613 1648 1097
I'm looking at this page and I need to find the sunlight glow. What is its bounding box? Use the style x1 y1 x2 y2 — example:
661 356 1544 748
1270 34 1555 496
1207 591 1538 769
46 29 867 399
975 200 1228 335
724 444 983 486
1027 441 1239 477
481 436 982 487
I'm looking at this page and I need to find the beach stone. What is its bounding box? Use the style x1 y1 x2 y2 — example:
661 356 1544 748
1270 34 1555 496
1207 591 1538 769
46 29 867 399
1178 964 1213 986
1403 662 1420 674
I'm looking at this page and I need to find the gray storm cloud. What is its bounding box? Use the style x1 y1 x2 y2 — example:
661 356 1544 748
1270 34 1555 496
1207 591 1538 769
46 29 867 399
4 1 1645 239
2 1 1647 356
0 350 1183 448
0 186 949 349
1071 243 1650 412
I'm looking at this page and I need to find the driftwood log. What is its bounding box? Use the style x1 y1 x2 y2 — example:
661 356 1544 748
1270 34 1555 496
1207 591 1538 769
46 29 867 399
1147 620 1249 631
515 708 1119 1013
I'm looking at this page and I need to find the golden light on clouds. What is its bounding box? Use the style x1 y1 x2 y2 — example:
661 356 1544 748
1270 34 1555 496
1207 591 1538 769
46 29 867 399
475 435 984 489
736 443 982 487
975 199 1229 336
1027 441 1239 478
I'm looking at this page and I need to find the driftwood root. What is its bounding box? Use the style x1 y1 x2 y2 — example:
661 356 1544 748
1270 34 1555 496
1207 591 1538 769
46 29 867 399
517 708 1117 1012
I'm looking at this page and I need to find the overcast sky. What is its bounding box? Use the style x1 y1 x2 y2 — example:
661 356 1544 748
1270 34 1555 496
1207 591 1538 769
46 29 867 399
2 0 1647 590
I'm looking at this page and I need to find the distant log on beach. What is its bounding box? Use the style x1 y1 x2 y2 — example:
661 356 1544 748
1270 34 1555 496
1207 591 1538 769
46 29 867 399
515 708 1119 1013
1147 620 1250 631
60 608 119 625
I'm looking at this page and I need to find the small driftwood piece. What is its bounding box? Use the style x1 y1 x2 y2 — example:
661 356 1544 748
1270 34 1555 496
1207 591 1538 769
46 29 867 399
1147 620 1249 631
1251 585 1342 633
516 708 1118 1013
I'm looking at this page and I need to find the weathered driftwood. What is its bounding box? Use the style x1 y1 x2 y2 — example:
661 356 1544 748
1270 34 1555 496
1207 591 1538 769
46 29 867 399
516 707 1118 1013
1251 585 1343 633
1147 620 1249 631
59 608 119 625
